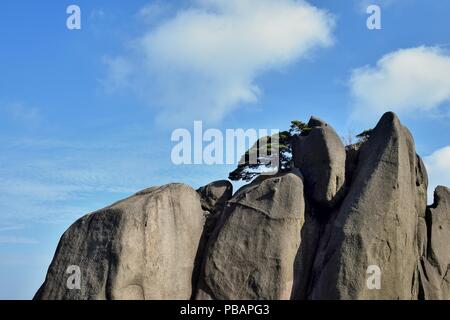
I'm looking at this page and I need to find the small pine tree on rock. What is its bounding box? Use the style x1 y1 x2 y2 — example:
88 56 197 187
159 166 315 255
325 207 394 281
228 121 311 182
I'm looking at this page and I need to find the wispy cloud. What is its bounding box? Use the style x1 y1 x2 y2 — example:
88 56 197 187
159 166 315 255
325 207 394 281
0 223 25 232
0 236 39 245
0 125 181 226
105 0 335 125
136 1 173 23
349 46 450 122
90 9 105 20
4 102 42 126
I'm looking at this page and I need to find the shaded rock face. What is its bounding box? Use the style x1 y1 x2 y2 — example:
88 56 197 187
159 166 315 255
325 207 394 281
292 117 346 208
191 180 234 298
34 184 204 300
344 143 361 187
35 112 450 300
290 201 323 300
196 180 234 246
197 172 306 300
418 186 450 300
308 112 427 299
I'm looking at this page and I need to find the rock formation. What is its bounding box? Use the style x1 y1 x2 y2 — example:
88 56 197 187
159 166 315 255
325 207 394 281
307 112 425 299
196 180 233 239
292 116 346 207
197 180 233 215
196 171 305 300
35 184 204 300
418 186 450 300
35 112 450 300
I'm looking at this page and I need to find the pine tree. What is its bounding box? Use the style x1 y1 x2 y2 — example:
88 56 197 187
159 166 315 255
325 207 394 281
228 121 311 182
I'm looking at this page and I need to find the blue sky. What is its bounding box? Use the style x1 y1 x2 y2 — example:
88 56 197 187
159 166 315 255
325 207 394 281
1 0 450 299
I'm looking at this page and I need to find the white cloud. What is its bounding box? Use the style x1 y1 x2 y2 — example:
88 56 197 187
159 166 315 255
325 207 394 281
107 0 334 125
424 146 450 203
350 46 450 121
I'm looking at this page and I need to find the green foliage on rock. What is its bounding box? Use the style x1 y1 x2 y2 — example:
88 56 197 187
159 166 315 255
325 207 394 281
228 121 310 182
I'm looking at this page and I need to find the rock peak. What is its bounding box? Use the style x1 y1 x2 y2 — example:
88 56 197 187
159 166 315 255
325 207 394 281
307 116 327 127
